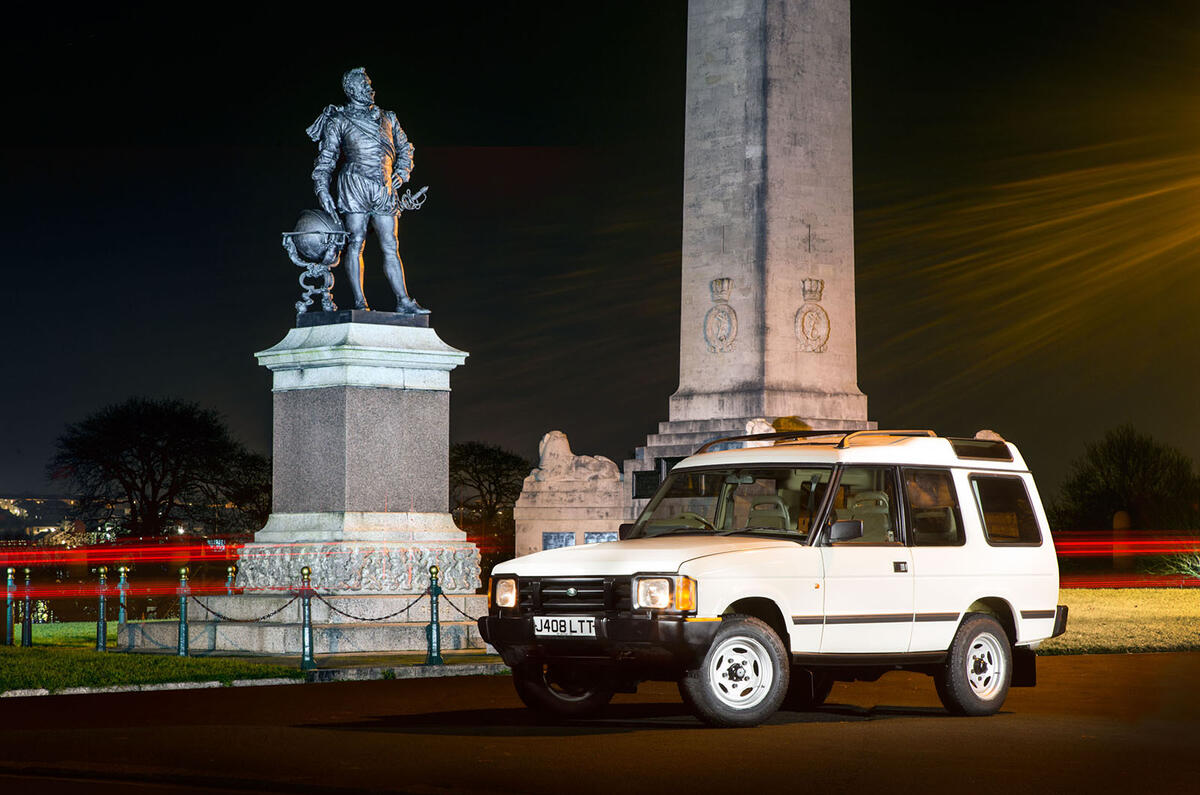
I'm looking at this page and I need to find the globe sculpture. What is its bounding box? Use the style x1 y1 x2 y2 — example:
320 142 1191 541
281 209 347 314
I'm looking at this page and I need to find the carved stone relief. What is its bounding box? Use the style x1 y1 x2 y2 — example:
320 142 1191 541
236 543 481 594
704 277 737 353
795 277 830 353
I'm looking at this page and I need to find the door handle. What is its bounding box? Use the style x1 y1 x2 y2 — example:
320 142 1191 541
893 561 908 573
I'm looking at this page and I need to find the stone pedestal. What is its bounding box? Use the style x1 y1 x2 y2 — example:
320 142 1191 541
239 320 479 597
125 317 484 655
513 432 625 557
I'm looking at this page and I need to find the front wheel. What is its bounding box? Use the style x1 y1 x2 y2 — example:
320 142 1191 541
936 613 1012 716
512 663 614 719
679 615 789 728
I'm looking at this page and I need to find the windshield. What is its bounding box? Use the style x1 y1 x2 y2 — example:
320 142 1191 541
630 466 834 541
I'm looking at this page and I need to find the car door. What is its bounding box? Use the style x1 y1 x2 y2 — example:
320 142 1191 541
818 465 915 653
905 467 971 652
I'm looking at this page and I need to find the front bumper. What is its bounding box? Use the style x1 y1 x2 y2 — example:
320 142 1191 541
478 614 720 673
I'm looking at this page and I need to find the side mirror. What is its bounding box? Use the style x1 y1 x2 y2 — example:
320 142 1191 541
618 523 635 540
830 519 863 542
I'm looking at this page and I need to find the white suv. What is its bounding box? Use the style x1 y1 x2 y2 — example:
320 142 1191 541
479 430 1068 727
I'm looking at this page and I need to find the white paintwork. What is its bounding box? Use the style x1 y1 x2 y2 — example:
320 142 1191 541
493 536 798 578
820 546 913 652
495 434 1061 658
255 323 468 392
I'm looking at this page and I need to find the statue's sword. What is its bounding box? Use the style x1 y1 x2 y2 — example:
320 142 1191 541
398 185 428 213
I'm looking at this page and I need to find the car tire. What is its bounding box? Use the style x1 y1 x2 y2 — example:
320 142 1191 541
679 614 790 728
936 613 1012 716
512 662 614 719
781 667 834 711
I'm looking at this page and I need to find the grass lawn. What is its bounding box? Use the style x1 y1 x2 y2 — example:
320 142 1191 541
9 620 120 648
1039 588 1200 655
0 646 304 692
0 621 302 692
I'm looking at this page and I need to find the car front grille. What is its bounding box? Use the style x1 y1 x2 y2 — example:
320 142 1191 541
518 576 633 616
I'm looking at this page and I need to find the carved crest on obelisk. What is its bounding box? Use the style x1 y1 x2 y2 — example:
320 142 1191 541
703 277 737 353
795 277 830 353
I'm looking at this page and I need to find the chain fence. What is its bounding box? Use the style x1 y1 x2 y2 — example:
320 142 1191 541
4 564 490 671
311 591 430 622
189 594 300 623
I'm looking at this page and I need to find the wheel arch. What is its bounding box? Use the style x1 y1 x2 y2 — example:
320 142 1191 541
723 596 791 648
964 597 1017 644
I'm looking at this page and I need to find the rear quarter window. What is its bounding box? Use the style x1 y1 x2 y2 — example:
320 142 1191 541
970 475 1042 545
902 468 965 546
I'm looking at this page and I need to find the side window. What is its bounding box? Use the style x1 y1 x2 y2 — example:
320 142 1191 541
903 468 964 546
829 466 900 544
972 475 1041 545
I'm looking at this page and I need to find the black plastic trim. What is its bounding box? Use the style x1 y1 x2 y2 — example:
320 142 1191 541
792 650 946 666
1052 605 1069 637
825 613 912 625
478 615 721 670
1020 609 1056 620
915 612 960 623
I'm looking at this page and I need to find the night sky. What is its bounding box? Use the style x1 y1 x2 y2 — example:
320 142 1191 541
3 1 1198 499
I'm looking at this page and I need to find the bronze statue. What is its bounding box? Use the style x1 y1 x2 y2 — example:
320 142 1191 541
307 68 428 314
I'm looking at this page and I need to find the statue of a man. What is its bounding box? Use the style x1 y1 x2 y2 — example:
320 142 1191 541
307 68 428 314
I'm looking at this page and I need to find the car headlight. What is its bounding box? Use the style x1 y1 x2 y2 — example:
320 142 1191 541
492 577 517 609
636 577 672 609
633 575 697 612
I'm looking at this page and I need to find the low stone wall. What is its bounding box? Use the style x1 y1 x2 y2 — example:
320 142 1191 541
117 593 487 655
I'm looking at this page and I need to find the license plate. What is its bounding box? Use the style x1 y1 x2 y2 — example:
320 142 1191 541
532 616 597 637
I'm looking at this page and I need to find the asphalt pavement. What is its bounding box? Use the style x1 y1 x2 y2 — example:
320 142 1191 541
0 652 1195 794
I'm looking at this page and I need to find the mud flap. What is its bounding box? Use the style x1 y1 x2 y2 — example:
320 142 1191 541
1012 646 1037 687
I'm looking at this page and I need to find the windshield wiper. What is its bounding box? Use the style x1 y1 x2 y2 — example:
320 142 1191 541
643 526 718 537
718 526 801 536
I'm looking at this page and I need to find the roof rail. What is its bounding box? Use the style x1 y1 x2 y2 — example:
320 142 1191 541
835 430 937 449
694 429 938 454
694 430 844 454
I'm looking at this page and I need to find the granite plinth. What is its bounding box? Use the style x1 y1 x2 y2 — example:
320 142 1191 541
271 388 450 514
298 309 430 328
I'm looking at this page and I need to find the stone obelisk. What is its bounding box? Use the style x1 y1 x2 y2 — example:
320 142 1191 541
519 0 873 555
637 0 870 468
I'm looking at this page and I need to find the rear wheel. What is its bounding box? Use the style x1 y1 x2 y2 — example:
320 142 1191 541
512 663 614 719
679 615 789 728
936 613 1012 716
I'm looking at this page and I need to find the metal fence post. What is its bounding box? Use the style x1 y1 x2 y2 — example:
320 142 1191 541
424 564 444 665
5 567 13 646
176 567 189 657
300 566 315 671
20 568 32 647
226 566 236 596
117 566 128 624
95 566 108 652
